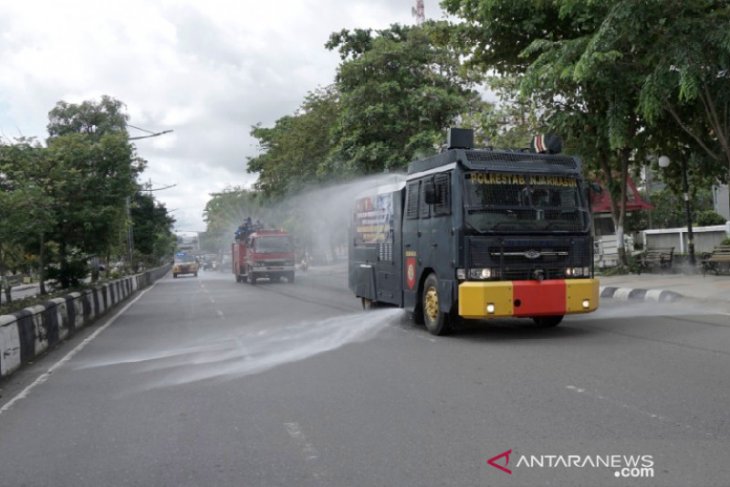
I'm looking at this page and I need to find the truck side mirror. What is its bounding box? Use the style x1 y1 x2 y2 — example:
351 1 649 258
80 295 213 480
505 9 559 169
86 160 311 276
424 182 437 204
589 182 602 193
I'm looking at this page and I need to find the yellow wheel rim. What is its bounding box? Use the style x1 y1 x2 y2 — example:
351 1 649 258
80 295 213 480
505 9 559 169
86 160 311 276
425 286 439 322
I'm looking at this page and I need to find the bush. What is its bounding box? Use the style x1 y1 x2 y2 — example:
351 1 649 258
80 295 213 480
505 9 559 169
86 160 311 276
695 210 727 226
45 255 88 288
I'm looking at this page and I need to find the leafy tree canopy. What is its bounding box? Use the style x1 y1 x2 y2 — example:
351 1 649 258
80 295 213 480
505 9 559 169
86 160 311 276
47 95 129 139
203 187 263 252
44 96 145 287
0 140 55 284
325 22 479 173
131 192 176 264
247 86 340 198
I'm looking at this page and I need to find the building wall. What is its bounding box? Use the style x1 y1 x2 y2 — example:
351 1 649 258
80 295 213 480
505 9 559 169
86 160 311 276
713 185 729 220
642 224 730 254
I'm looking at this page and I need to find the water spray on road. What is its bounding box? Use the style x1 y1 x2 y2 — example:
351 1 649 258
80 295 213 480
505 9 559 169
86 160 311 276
79 308 402 389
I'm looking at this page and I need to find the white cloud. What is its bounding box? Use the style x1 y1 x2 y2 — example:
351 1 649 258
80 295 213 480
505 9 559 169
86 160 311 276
0 0 444 231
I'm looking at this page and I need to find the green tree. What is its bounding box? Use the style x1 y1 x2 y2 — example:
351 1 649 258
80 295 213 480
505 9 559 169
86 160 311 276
47 95 129 139
131 192 176 266
325 22 479 174
45 97 145 287
573 0 730 212
203 187 263 253
247 86 340 198
0 139 55 300
441 0 663 265
627 187 721 232
459 75 540 149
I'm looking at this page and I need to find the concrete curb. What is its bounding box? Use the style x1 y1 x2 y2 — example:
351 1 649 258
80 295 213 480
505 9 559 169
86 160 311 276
599 286 684 303
10 284 36 293
0 265 170 380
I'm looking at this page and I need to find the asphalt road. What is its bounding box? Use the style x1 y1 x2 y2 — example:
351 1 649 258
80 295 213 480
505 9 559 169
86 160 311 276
1 265 729 487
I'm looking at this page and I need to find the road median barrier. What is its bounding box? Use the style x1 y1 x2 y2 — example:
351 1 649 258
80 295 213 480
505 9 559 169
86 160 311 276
600 286 683 303
0 265 170 380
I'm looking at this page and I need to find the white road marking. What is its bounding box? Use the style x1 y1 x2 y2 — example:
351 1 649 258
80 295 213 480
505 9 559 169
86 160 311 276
284 422 320 461
565 385 714 437
216 310 224 318
567 385 668 420
209 297 216 304
0 283 158 416
415 334 437 343
283 422 332 481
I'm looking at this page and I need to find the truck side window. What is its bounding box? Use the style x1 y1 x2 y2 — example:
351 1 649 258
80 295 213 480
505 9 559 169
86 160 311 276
420 177 432 219
433 173 451 216
406 181 420 220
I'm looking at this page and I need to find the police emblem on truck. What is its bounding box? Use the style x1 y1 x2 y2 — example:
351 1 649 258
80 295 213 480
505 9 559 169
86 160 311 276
406 251 417 289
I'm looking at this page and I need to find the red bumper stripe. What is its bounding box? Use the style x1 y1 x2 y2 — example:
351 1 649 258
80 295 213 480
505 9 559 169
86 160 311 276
512 280 567 317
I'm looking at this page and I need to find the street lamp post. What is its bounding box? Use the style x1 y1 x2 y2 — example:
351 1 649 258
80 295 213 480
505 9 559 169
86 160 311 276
658 155 696 266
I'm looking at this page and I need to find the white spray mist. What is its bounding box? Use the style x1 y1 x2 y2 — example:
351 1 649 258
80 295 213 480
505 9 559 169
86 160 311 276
79 308 402 390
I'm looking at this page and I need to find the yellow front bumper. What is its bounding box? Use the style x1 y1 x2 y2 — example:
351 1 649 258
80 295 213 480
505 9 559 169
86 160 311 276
174 264 198 274
458 278 599 319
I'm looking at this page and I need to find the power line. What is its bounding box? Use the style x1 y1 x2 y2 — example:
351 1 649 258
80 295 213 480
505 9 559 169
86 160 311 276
129 129 173 141
140 183 177 192
126 123 157 134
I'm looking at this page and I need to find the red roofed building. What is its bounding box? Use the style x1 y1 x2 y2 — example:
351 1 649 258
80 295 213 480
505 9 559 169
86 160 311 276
590 176 653 214
591 176 652 240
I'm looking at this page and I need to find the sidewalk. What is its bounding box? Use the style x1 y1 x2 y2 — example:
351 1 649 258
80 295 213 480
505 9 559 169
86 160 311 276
306 262 730 310
598 272 730 312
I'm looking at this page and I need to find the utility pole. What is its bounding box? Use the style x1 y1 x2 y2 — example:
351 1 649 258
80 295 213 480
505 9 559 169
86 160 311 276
659 155 695 266
681 158 696 266
125 125 174 270
126 196 134 270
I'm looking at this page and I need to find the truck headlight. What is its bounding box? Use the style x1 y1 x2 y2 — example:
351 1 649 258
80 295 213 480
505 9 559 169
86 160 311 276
468 268 497 280
566 266 590 277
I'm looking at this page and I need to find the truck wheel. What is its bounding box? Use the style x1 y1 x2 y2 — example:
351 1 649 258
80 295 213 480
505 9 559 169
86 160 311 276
194 272 198 277
532 316 563 327
173 273 178 278
422 273 451 336
361 298 378 310
247 267 257 285
287 272 295 283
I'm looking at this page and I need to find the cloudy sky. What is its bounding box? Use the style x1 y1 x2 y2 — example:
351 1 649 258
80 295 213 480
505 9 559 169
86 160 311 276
0 0 445 233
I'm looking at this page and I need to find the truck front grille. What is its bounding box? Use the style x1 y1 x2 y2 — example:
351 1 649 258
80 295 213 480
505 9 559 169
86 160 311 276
468 238 590 280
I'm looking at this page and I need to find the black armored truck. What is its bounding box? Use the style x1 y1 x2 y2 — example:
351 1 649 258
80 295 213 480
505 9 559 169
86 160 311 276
349 128 599 335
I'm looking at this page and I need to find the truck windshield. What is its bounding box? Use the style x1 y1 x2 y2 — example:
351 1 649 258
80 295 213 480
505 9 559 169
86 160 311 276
174 253 196 263
254 236 292 253
463 172 590 233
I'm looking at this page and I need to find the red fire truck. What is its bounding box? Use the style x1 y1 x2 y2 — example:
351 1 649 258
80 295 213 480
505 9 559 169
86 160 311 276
232 230 296 284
